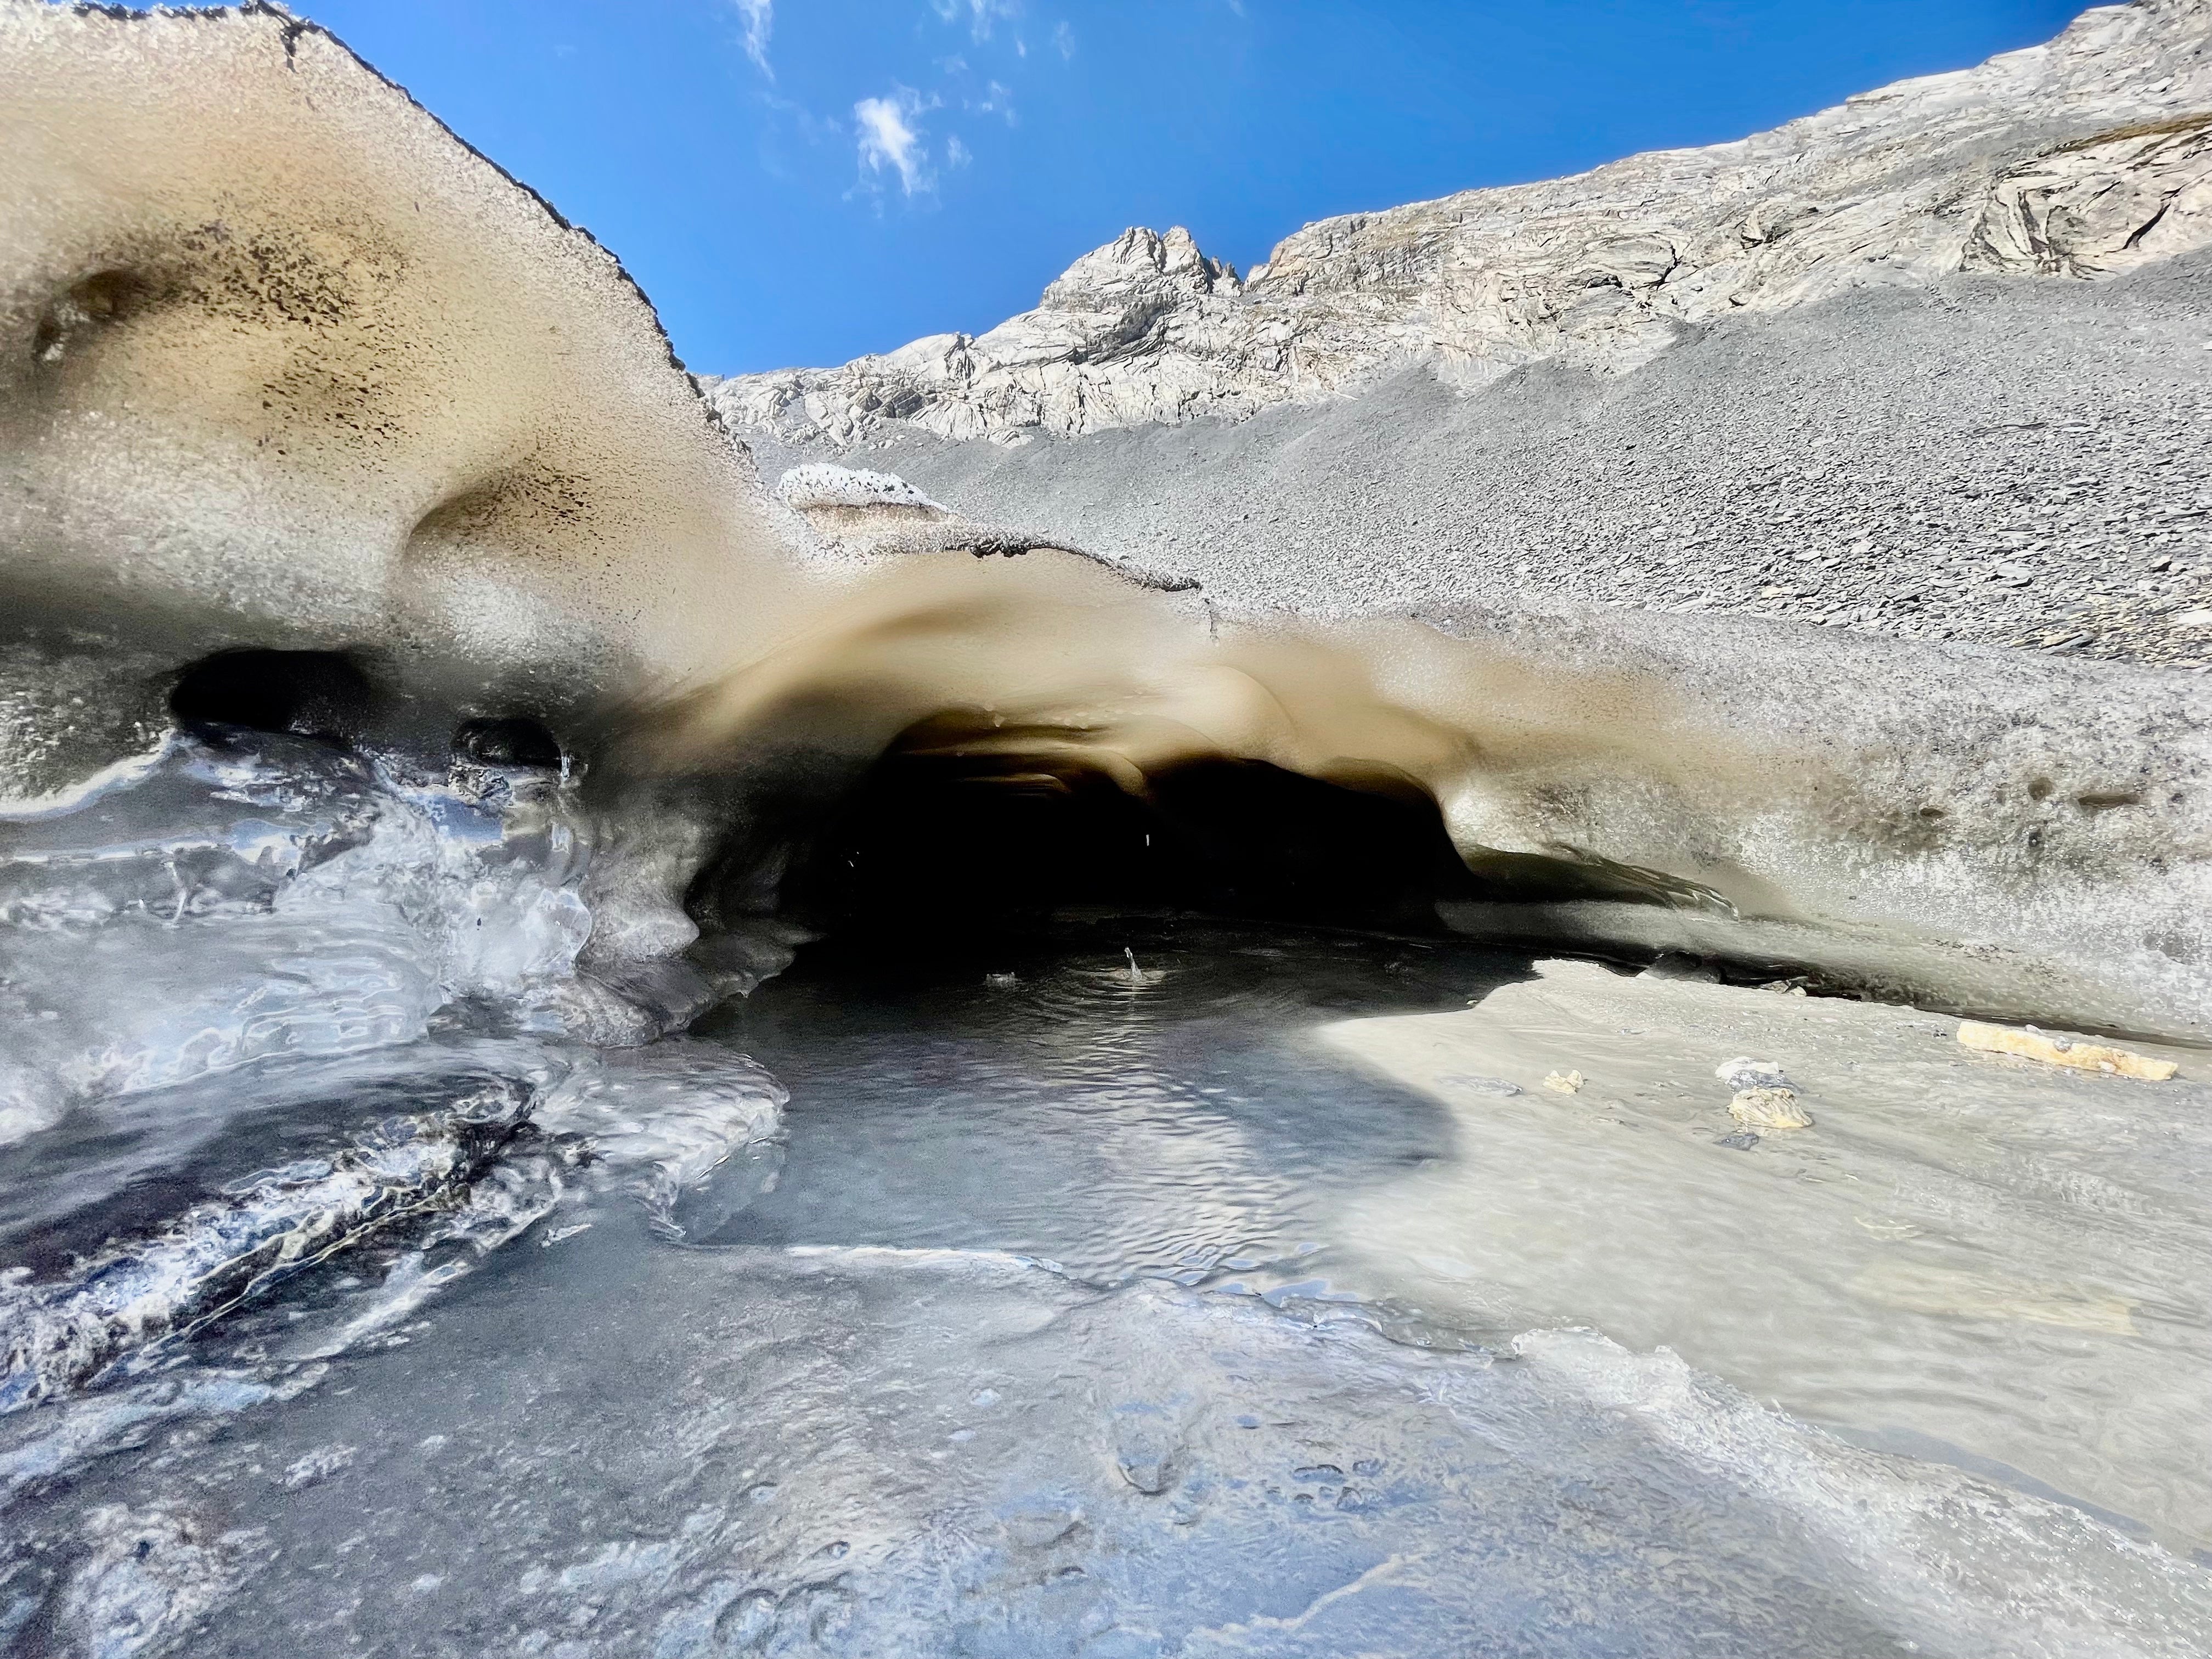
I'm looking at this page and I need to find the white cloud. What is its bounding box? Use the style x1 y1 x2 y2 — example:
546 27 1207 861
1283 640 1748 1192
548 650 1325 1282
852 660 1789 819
731 0 773 76
966 79 1017 124
932 0 1020 43
855 88 938 196
1053 19 1074 59
946 134 973 168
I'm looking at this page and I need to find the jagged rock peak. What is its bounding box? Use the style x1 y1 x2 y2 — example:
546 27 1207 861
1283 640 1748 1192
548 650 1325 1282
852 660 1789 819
1041 225 1242 309
708 0 2212 447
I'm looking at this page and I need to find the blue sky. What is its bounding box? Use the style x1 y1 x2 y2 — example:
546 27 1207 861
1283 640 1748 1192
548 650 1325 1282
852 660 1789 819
291 1 2087 376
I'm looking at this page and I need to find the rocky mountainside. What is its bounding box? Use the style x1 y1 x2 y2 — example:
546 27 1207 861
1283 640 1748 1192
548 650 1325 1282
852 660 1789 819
710 0 2211 448
712 1 2212 670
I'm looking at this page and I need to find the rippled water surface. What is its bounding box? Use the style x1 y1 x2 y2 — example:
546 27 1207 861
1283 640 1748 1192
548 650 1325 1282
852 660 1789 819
703 924 1514 1285
714 925 2212 1547
5 913 2212 1657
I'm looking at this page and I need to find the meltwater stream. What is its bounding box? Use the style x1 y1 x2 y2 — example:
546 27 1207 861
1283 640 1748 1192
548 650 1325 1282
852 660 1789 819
3 902 2212 1656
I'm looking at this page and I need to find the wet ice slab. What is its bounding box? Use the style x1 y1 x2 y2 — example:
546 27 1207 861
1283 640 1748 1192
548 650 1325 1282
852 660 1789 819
0 732 594 1141
1319 958 2212 1548
0 1037 782 1431
13 1241 2212 1659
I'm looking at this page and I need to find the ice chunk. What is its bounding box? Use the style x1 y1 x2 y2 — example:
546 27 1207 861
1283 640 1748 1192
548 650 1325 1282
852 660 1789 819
0 1077 534 1412
0 734 607 1137
776 464 946 513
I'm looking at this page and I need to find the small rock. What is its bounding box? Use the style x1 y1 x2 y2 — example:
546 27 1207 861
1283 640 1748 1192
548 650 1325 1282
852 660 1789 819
1542 1070 1584 1094
1002 1506 1083 1548
1956 1020 2177 1080
1114 1426 1182 1496
1715 1057 1792 1091
1115 1451 1186 1504
1729 1087 1814 1130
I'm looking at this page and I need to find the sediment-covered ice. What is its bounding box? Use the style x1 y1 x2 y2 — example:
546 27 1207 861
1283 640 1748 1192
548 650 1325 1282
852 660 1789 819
0 1031 787 1427
12 1244 2209 1659
0 1076 534 1413
0 1 805 737
1321 956 2212 1547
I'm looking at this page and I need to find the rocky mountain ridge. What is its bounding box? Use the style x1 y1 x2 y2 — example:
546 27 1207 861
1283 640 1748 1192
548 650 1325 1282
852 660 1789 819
708 0 2212 448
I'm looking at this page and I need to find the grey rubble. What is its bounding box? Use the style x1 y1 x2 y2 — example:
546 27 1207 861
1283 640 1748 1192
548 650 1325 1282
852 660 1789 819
710 0 2212 668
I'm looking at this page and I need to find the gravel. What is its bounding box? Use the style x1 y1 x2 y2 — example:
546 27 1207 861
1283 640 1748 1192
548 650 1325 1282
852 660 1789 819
744 248 2212 673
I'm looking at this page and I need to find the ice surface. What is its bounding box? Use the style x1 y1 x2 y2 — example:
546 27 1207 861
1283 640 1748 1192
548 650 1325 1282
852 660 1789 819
1319 957 2212 1548
0 1032 782 1429
10 1243 2212 1658
0 731 652 1140
3 923 2209 1655
534 1043 788 1237
0 1075 533 1412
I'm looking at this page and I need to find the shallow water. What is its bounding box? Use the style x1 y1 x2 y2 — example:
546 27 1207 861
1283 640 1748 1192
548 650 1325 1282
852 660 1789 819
4 915 2212 1655
702 924 1513 1286
714 924 2212 1550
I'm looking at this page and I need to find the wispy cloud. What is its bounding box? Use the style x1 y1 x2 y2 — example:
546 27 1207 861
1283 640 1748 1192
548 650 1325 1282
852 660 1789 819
967 78 1018 125
946 134 973 168
854 87 939 196
731 0 774 76
932 0 1020 44
1053 19 1074 59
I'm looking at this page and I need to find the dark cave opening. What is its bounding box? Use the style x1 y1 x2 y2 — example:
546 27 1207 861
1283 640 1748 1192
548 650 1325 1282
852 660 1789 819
166 648 577 772
168 647 380 744
690 735 1489 947
677 718 1809 994
453 715 564 770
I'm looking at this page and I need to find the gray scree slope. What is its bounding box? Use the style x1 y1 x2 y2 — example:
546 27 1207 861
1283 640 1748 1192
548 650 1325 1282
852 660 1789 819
710 0 2212 667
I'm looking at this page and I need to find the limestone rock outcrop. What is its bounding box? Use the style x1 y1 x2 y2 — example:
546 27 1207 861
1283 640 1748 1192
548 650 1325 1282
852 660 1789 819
709 0 2212 447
